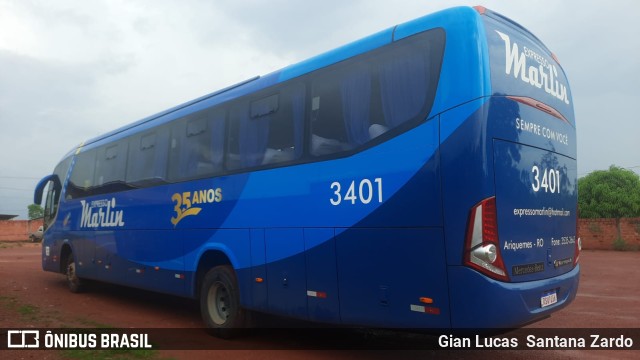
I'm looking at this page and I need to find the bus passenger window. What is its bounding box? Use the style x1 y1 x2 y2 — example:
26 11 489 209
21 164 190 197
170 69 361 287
310 76 349 156
127 126 170 186
261 84 304 165
227 83 304 170
67 149 97 199
168 109 225 181
311 63 375 156
226 102 267 170
377 46 430 131
186 112 225 177
307 33 441 157
94 141 128 190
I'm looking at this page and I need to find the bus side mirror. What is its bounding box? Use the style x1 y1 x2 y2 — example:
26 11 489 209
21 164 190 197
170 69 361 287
34 174 61 204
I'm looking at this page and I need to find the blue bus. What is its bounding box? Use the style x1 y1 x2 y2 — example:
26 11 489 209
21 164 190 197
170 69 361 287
35 6 579 336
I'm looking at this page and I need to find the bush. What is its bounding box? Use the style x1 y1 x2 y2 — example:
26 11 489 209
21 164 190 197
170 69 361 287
613 237 627 251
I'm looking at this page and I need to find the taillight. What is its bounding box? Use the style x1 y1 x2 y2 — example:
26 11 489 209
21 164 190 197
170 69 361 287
573 237 581 267
574 209 580 267
464 197 509 281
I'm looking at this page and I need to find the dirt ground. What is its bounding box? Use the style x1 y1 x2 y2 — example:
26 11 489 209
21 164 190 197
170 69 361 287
0 243 638 359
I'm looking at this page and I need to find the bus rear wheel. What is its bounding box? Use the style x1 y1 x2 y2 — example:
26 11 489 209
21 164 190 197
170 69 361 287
200 265 246 338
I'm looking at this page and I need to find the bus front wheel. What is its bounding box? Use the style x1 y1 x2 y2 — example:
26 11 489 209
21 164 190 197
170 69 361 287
66 253 84 293
200 265 246 338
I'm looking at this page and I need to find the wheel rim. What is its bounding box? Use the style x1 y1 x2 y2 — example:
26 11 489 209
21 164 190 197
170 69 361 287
207 281 230 325
67 260 78 286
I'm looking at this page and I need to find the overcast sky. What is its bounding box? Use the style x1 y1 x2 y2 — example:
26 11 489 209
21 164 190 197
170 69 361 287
1 0 639 219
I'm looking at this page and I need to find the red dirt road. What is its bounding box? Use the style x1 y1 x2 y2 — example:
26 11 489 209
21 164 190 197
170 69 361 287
1 243 638 359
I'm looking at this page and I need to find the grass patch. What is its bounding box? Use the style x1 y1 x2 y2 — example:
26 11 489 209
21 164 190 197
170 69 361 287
18 304 38 317
0 296 40 321
0 295 20 311
0 241 25 249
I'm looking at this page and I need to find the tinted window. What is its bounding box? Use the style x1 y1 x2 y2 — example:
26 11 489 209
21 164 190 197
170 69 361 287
67 149 97 199
68 140 131 199
94 140 128 190
168 108 226 181
127 125 170 185
310 28 444 156
226 83 305 171
54 156 72 188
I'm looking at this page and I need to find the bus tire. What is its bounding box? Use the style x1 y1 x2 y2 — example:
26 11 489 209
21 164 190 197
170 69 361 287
66 253 85 293
200 265 245 338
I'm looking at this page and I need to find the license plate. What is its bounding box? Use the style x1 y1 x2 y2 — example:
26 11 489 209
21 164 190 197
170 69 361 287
540 290 558 308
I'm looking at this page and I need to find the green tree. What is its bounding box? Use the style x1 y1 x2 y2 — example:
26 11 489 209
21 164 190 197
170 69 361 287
28 204 44 220
578 165 640 243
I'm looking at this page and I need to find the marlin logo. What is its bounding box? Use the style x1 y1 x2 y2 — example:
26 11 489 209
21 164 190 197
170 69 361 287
496 30 570 105
80 198 125 229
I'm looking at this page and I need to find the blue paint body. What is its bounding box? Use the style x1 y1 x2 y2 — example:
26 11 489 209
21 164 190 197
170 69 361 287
37 6 578 329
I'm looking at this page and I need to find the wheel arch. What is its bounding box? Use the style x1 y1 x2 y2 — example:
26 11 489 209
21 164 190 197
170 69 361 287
193 248 234 300
59 241 73 274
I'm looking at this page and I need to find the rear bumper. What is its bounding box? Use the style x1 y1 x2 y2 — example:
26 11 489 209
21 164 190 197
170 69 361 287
448 264 579 328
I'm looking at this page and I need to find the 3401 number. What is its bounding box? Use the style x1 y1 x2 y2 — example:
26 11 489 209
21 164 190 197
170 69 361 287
531 166 561 194
330 178 383 206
